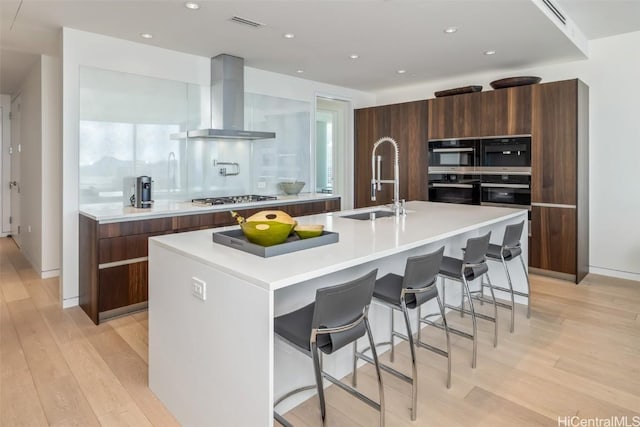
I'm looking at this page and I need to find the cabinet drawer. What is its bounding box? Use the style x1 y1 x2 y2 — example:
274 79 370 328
98 217 173 239
98 230 173 264
98 261 148 313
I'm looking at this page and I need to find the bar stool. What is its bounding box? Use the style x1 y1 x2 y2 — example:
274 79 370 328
273 269 385 427
481 220 531 332
352 247 450 421
437 232 497 368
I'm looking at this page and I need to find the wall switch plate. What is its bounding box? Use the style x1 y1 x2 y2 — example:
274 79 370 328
191 277 206 301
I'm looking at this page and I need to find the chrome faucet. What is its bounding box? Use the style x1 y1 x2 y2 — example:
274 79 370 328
371 136 405 216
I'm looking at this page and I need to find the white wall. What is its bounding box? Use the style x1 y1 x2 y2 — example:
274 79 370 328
61 28 375 307
375 30 640 281
41 55 62 274
0 94 10 234
18 58 43 273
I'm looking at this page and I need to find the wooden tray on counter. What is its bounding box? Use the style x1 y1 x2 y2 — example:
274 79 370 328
212 229 339 257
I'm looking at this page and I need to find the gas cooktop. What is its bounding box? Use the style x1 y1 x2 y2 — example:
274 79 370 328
192 195 277 206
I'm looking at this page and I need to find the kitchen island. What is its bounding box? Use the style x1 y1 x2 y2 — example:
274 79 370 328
148 201 528 426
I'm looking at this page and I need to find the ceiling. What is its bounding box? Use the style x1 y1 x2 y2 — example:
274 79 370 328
1 0 639 95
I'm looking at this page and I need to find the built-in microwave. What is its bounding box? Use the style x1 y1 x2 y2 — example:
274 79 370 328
428 138 478 171
479 135 531 173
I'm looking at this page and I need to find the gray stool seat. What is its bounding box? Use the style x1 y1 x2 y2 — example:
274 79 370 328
481 220 531 333
274 269 385 427
486 243 522 260
438 232 498 369
373 273 438 309
275 302 367 354
354 247 450 421
440 256 489 280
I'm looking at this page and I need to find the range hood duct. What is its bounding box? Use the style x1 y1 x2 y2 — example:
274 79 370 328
173 54 275 140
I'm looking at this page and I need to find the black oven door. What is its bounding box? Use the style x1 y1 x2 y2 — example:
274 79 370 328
429 173 480 205
480 136 531 169
480 174 531 207
428 139 478 168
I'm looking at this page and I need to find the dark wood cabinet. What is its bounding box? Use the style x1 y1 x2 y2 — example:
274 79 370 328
79 198 341 324
354 100 428 208
427 85 532 140
529 205 577 275
530 79 589 282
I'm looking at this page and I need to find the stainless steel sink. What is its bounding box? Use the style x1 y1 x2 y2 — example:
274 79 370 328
340 210 396 220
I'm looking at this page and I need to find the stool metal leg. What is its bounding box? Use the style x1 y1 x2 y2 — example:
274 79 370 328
390 307 395 363
311 343 326 424
484 272 499 347
501 254 516 333
352 341 358 387
519 255 531 318
460 281 465 317
461 276 478 369
435 292 452 389
365 317 386 427
400 298 417 421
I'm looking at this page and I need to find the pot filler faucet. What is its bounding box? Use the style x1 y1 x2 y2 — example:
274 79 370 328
371 136 405 216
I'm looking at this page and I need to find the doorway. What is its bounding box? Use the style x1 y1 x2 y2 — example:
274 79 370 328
10 95 21 247
315 96 352 209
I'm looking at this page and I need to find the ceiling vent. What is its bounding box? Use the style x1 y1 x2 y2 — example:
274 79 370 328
230 16 264 28
542 0 567 25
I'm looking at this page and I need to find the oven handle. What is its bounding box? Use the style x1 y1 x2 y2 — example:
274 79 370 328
432 147 474 153
480 183 530 189
431 183 474 189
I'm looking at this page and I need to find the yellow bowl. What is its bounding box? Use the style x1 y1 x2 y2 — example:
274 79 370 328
294 224 324 239
240 210 297 246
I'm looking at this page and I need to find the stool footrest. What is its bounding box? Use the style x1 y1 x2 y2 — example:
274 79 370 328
444 303 496 323
482 284 529 298
422 317 473 341
355 351 413 384
322 371 382 412
416 340 448 358
274 411 293 427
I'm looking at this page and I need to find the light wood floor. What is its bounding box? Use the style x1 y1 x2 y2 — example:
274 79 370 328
1 237 638 426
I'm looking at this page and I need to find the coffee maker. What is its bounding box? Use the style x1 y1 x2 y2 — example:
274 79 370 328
130 176 153 208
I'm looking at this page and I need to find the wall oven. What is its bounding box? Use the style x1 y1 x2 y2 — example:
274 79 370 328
479 135 531 173
428 138 478 170
428 172 480 205
480 173 531 233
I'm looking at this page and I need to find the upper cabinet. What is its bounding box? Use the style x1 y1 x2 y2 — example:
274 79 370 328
427 85 532 140
354 100 428 208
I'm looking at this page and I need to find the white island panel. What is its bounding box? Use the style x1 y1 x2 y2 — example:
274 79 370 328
148 201 528 426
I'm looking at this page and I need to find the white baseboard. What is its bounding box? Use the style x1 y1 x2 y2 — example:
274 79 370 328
63 297 79 309
41 269 60 279
589 266 640 282
0 232 9 238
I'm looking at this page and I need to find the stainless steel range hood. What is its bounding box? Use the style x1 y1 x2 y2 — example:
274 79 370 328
172 54 275 140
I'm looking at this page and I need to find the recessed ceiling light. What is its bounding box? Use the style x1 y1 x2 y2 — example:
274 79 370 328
284 33 295 39
444 27 458 34
184 2 200 10
397 69 407 74
296 69 304 74
350 54 359 59
140 33 153 39
484 50 496 55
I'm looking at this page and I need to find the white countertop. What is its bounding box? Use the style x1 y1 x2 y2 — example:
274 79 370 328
79 192 340 223
149 201 527 291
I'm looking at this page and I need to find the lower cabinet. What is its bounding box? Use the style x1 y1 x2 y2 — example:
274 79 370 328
529 206 577 276
80 198 341 324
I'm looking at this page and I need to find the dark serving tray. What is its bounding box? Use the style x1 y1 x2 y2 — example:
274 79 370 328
434 85 483 97
212 229 339 257
490 76 541 89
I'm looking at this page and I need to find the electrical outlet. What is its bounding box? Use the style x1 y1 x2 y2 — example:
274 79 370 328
257 181 266 189
191 277 206 301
